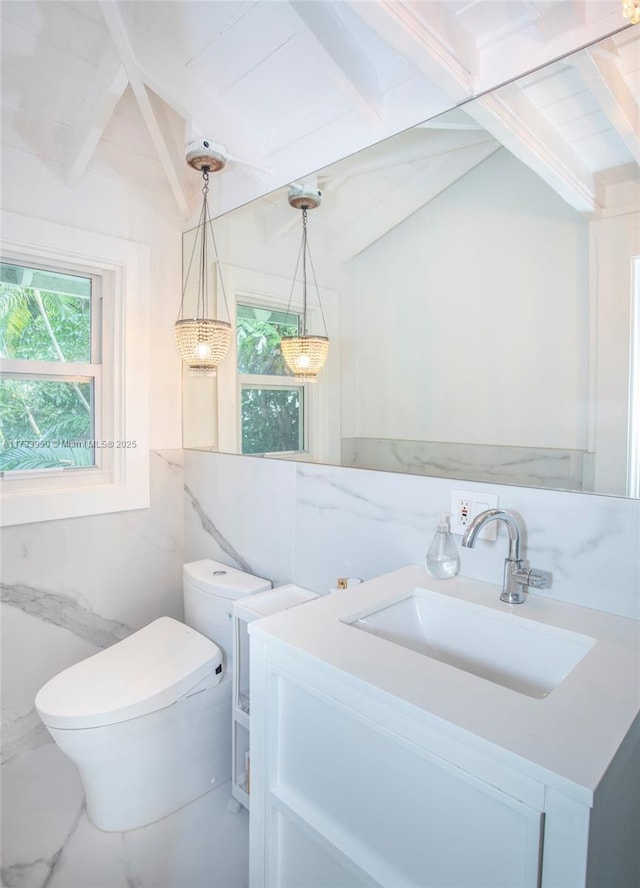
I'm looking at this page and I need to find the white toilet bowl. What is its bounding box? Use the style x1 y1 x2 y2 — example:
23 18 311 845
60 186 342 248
35 617 229 831
35 559 272 831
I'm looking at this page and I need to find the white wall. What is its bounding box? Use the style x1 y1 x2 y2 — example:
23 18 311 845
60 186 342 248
341 149 589 449
0 149 183 449
0 95 186 765
589 208 640 494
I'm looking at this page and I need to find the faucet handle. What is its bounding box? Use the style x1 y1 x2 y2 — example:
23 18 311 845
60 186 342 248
512 567 549 589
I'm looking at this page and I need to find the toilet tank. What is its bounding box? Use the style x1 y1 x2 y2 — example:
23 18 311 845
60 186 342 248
183 559 271 669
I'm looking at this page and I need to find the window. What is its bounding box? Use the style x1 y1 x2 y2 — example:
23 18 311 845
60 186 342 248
202 263 334 462
0 262 99 471
237 304 305 455
0 211 150 526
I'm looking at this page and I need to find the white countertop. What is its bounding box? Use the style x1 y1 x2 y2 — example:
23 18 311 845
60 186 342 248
233 583 319 622
250 565 640 805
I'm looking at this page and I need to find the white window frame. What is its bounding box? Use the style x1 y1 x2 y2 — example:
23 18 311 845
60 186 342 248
1 260 103 473
0 211 150 526
236 295 312 458
237 300 308 457
215 264 333 463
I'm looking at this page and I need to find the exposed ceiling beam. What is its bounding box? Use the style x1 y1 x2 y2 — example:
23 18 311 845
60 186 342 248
65 46 128 187
346 0 473 105
571 43 640 165
417 119 484 132
99 0 189 217
463 0 547 49
148 88 188 195
323 129 496 183
289 0 381 124
466 85 600 214
473 11 632 95
263 130 497 243
127 27 267 179
335 140 500 263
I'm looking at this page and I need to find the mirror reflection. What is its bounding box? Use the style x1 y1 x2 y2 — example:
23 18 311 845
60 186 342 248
183 29 640 498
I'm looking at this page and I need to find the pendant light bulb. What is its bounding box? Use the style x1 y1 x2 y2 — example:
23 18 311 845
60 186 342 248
281 186 330 382
175 159 232 376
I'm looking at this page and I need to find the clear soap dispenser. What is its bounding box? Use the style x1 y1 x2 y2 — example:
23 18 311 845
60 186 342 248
425 514 460 579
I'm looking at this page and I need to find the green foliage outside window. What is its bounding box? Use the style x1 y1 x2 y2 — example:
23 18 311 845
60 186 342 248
0 264 95 471
241 387 302 454
237 304 304 454
237 305 298 376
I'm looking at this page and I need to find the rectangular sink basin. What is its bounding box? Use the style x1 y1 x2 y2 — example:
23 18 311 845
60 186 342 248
344 588 595 698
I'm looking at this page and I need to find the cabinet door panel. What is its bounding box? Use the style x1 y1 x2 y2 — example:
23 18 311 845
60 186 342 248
271 674 543 888
271 804 377 888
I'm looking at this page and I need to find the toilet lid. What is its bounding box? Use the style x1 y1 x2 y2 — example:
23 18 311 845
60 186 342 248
183 559 271 599
35 617 223 730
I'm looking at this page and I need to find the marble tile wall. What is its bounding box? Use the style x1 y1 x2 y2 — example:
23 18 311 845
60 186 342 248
1 449 185 769
185 450 640 621
341 437 587 491
184 451 296 586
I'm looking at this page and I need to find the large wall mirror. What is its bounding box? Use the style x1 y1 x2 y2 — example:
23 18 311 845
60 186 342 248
183 28 640 498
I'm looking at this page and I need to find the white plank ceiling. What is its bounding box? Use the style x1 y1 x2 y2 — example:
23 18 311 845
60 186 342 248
1 1 638 223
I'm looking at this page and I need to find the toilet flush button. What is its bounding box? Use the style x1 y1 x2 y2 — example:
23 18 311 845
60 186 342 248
211 570 227 576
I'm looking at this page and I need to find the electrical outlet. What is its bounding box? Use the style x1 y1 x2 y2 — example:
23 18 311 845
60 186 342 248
449 490 499 540
457 498 472 527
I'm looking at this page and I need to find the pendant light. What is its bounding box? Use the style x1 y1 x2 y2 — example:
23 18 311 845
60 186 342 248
623 0 640 23
175 142 232 376
281 184 329 382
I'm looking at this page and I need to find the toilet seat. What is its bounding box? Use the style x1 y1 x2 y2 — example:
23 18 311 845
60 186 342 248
35 617 223 730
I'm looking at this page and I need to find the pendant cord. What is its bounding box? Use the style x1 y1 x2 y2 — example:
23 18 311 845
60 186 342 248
285 218 306 326
305 240 328 337
178 185 207 321
207 210 231 322
284 205 326 337
198 172 209 321
301 208 308 334
178 168 231 324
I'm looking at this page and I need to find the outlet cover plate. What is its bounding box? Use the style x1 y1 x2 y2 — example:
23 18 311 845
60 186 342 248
450 490 499 540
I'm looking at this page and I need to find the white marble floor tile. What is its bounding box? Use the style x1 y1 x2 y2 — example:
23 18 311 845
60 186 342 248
1 743 249 888
1 743 85 888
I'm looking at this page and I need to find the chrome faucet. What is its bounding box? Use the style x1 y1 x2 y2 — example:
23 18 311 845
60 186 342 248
461 508 548 604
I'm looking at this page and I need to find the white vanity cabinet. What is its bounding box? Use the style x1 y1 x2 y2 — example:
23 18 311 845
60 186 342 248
248 566 640 888
249 643 545 887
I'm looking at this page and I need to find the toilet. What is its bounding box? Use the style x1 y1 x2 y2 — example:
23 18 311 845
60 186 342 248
34 559 271 832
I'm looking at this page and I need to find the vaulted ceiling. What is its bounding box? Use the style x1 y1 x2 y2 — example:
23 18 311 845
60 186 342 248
1 1 638 222
232 24 639 262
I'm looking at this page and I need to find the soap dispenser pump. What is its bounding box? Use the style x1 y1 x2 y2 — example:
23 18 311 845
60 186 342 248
425 514 460 579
